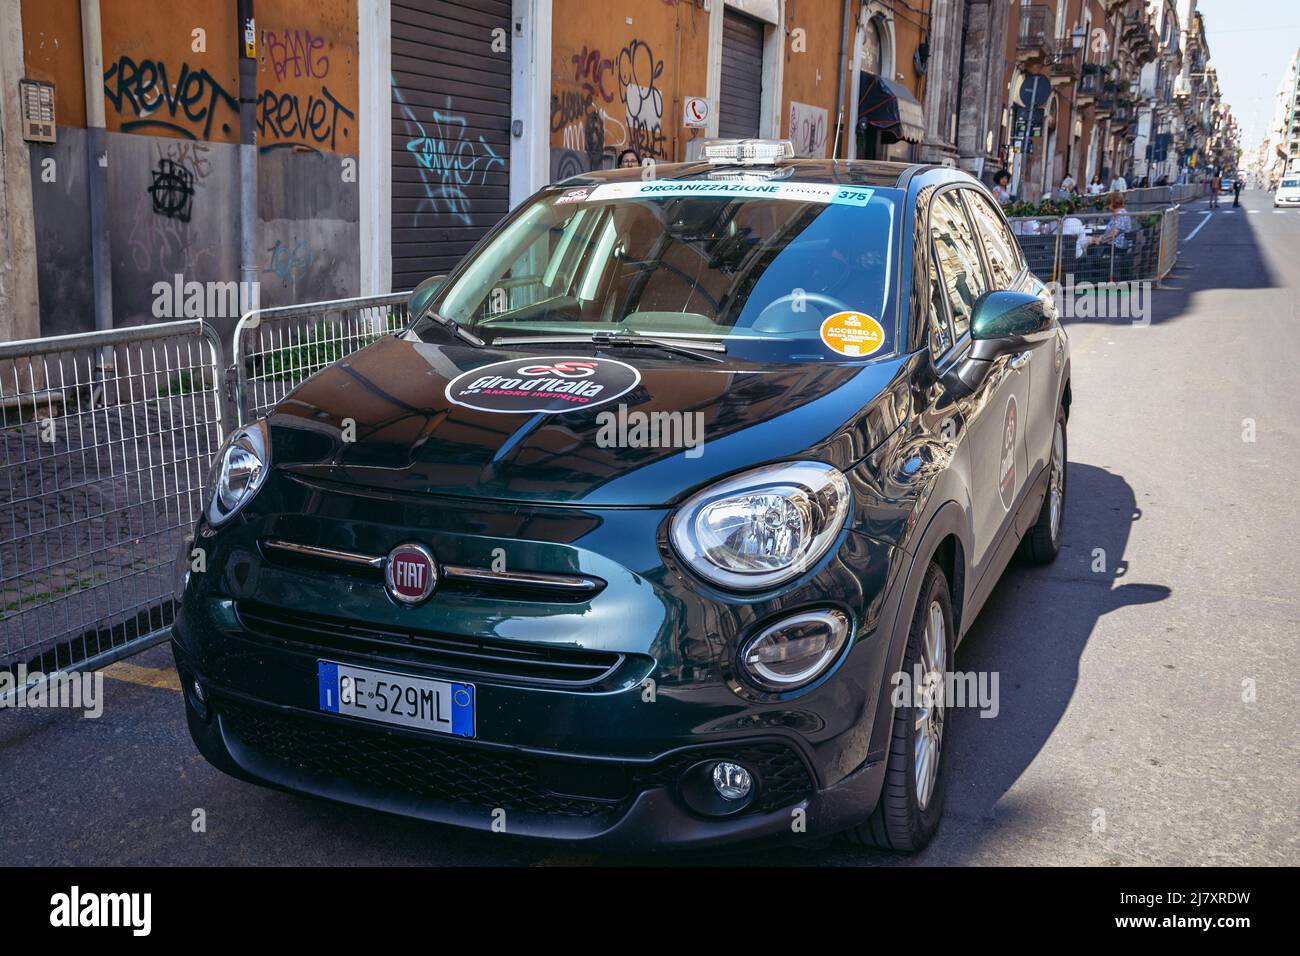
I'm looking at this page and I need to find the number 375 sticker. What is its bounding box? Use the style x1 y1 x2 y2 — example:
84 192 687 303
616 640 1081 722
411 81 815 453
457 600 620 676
820 311 886 357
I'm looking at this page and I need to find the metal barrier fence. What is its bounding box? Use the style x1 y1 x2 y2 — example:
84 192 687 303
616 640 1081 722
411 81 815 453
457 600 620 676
1120 183 1208 209
1007 206 1181 285
232 292 412 425
1 320 227 683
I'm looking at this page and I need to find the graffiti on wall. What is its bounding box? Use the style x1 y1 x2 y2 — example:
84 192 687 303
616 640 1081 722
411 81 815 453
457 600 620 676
263 28 331 81
265 237 313 282
550 37 667 178
788 101 829 159
102 35 355 154
103 55 238 139
257 25 354 154
395 84 506 227
616 39 666 161
148 158 195 221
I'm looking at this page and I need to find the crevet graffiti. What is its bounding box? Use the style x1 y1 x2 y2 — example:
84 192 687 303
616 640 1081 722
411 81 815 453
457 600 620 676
103 43 355 153
103 55 237 139
395 84 506 227
256 87 354 153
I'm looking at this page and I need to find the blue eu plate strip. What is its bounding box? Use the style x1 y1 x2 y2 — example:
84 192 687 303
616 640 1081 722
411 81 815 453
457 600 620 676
318 661 339 712
451 683 474 737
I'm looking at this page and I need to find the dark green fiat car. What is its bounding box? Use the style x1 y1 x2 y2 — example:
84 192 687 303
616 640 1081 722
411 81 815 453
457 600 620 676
174 140 1071 851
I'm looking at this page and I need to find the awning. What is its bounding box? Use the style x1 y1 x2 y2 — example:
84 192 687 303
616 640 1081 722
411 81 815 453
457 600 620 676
856 72 925 144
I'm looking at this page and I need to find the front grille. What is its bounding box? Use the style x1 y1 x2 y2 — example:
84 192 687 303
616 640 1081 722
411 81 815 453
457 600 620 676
221 700 623 818
219 700 815 821
236 602 637 689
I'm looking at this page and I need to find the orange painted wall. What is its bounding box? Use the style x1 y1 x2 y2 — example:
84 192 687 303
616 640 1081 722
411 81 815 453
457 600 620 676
21 0 86 129
20 0 357 155
781 0 843 158
550 0 711 169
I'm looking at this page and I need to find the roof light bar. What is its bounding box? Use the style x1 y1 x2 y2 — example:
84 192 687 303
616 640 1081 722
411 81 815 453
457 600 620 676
703 139 795 166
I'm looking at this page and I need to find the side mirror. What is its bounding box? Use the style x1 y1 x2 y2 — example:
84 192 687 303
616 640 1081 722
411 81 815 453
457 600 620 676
968 291 1055 360
408 274 447 320
944 291 1055 394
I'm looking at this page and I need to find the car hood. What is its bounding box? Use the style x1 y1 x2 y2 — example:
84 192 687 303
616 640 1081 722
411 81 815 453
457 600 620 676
266 334 910 507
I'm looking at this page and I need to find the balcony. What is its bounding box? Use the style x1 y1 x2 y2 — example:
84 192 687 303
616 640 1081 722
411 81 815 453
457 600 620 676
1079 63 1103 101
1096 96 1117 118
1046 41 1081 79
1123 12 1158 63
1017 4 1055 58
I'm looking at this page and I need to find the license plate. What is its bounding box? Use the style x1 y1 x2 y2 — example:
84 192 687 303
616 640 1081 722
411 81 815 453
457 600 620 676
317 661 474 737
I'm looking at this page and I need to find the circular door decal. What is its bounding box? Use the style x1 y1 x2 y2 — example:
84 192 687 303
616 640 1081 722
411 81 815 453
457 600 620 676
999 395 1018 511
820 311 886 357
445 356 641 414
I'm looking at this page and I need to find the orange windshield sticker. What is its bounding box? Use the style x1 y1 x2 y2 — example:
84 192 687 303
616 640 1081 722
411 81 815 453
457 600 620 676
820 311 885 357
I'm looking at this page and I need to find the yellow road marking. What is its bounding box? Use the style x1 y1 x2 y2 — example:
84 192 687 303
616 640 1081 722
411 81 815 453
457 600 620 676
102 661 182 692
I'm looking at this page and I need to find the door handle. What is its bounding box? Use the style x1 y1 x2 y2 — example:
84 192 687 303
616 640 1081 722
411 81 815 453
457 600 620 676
1009 350 1032 371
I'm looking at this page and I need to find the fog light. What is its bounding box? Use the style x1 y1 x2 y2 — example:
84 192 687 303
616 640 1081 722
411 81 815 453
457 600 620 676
738 608 850 692
191 679 205 704
711 762 753 801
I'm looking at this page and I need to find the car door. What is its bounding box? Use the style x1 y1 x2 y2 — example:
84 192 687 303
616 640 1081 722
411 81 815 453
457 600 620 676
961 187 1061 503
927 188 1030 579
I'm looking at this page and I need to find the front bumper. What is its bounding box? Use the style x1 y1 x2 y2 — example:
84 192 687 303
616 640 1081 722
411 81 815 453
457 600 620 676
174 636 888 849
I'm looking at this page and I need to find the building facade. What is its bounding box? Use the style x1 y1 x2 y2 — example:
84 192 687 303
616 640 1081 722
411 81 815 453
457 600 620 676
0 0 1239 342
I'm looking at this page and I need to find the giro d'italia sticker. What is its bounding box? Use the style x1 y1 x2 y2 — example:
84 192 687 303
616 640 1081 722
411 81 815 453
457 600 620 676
820 311 886 357
999 395 1018 510
444 356 641 414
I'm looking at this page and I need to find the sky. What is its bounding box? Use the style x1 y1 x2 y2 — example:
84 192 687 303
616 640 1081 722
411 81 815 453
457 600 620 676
1195 0 1300 148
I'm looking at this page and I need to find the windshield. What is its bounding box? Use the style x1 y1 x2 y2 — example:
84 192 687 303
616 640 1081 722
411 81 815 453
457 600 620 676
422 179 901 363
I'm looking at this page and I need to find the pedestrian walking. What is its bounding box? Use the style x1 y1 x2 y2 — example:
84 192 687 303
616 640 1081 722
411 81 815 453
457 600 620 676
1210 171 1222 208
1233 176 1243 207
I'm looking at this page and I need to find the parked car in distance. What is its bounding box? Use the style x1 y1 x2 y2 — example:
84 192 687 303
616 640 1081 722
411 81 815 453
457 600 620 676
1274 177 1300 208
173 139 1071 851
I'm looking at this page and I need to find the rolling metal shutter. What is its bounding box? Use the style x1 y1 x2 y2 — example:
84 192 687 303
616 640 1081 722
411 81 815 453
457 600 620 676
391 0 512 291
718 10 765 139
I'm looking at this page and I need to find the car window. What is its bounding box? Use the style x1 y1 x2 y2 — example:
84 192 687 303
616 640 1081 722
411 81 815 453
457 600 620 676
962 189 1023 288
929 191 989 339
428 181 902 364
927 253 954 360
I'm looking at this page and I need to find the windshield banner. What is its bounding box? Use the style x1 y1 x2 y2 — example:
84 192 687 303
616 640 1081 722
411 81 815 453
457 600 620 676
584 181 875 207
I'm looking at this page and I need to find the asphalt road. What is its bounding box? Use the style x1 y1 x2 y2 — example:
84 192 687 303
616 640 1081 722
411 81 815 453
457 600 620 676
3 190 1297 867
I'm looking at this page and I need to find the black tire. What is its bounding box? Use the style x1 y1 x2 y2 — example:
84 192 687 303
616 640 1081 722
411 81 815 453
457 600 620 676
1019 407 1067 565
845 561 954 851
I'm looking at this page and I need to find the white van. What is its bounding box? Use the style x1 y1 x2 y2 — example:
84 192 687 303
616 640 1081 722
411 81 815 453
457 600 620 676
1275 176 1300 208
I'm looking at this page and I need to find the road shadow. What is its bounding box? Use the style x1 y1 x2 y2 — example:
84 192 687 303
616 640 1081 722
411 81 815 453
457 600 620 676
687 461 1171 866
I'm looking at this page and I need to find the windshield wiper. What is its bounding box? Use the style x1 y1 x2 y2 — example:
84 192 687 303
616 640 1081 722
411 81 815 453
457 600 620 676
416 311 486 348
590 331 726 362
492 331 726 362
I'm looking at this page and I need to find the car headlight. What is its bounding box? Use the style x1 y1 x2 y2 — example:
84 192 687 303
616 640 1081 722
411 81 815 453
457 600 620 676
668 461 850 590
206 420 270 526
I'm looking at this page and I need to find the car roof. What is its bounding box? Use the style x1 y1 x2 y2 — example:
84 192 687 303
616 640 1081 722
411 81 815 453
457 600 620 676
551 159 944 190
